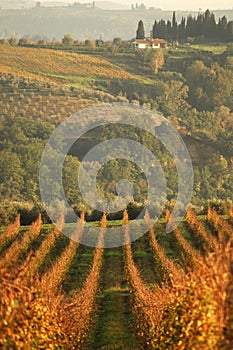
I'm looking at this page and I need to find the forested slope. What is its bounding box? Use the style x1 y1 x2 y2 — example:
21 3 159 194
0 44 232 223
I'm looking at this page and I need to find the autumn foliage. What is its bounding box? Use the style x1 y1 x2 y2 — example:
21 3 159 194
124 209 233 349
0 209 232 349
0 215 20 251
0 212 105 349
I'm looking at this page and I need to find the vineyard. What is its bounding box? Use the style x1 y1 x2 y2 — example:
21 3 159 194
0 46 137 83
0 73 95 125
0 207 232 349
0 45 136 127
0 72 130 127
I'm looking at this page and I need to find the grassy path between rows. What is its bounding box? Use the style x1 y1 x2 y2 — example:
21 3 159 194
83 247 138 350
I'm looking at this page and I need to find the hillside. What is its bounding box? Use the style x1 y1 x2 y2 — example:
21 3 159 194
0 43 232 216
0 45 137 83
0 24 233 350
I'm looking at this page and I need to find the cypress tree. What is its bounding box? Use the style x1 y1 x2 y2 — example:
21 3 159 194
203 9 216 39
136 20 145 39
172 11 177 27
167 20 172 41
160 19 167 39
178 17 186 41
217 16 228 41
172 11 178 40
152 20 157 38
227 21 233 41
210 13 217 38
150 8 229 43
186 15 196 38
196 13 204 37
154 20 167 39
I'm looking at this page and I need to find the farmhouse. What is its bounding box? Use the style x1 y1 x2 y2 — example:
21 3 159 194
132 38 167 49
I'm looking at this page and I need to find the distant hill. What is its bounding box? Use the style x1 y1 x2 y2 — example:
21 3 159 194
0 6 233 40
42 1 71 6
95 1 129 10
0 0 34 9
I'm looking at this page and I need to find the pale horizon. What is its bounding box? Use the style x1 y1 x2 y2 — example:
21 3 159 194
38 0 233 11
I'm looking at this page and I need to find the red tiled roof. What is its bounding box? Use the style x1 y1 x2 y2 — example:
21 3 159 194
151 38 167 43
133 39 149 44
133 37 167 44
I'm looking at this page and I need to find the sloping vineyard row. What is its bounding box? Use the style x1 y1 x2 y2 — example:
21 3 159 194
0 212 105 349
186 207 219 251
0 209 232 349
61 213 106 348
0 215 20 253
144 209 184 286
207 206 233 241
123 210 169 349
17 215 64 284
124 209 233 349
0 214 42 272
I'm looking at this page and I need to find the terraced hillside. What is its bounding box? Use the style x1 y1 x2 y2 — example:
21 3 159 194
0 206 232 349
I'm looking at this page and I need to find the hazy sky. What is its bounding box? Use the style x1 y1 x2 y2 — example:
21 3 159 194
40 0 233 11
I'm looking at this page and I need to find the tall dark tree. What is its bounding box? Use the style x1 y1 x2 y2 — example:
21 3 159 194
150 8 230 43
178 17 186 41
186 15 196 38
210 13 217 38
152 20 157 38
204 9 211 21
153 19 167 39
203 9 216 39
217 16 228 41
196 13 204 36
172 11 177 28
160 19 167 39
227 21 233 41
172 11 178 40
167 20 172 40
136 20 145 39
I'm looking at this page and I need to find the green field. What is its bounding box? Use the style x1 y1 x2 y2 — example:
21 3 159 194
191 43 227 54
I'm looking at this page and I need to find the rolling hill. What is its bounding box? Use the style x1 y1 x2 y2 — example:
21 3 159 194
0 45 137 83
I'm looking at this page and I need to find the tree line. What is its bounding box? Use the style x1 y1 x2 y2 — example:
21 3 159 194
136 9 233 42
